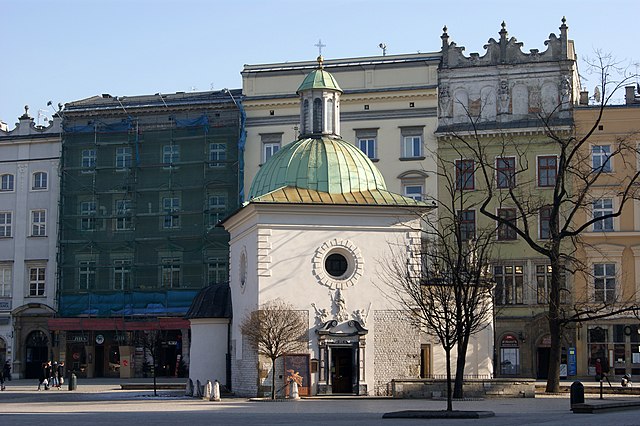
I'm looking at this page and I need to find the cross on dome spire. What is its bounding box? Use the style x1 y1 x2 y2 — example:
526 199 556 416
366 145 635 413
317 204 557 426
314 39 326 56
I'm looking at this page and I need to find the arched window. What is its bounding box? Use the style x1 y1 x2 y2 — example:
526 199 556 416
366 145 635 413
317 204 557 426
326 98 334 134
313 98 323 133
303 99 309 134
0 174 14 191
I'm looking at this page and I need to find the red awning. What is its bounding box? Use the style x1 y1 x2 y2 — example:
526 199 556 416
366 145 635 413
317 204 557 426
48 317 190 331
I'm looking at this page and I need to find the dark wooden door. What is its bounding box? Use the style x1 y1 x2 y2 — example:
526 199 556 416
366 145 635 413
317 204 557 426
331 347 353 393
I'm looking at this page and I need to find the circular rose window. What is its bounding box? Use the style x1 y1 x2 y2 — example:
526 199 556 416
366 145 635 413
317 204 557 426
312 239 363 289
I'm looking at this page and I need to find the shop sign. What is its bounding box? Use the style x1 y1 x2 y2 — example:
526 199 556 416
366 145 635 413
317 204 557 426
95 334 105 345
568 347 577 376
500 334 519 348
0 300 11 311
69 335 88 343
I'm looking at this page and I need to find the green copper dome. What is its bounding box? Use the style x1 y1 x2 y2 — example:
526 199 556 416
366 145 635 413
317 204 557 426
248 136 386 199
296 56 343 94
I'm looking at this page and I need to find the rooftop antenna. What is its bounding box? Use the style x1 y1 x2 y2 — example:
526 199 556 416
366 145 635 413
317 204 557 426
378 43 387 56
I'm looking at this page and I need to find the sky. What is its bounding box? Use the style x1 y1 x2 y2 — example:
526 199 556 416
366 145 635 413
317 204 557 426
1 0 638 127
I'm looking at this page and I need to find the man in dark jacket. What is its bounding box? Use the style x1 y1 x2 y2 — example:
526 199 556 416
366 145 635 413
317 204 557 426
3 360 10 381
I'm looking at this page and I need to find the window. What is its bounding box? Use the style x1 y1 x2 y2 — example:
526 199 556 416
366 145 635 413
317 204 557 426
31 210 46 236
313 98 323 133
496 157 516 189
401 127 424 158
163 145 180 166
81 149 96 170
358 138 376 159
536 264 567 304
455 159 475 190
402 136 422 158
80 201 96 231
403 185 423 201
263 143 280 163
538 156 557 187
0 265 11 297
115 147 132 169
113 259 131 290
592 145 612 172
29 266 45 296
115 199 133 230
593 198 614 231
78 261 96 290
594 263 616 302
32 172 47 190
0 174 14 191
208 194 227 227
162 197 180 229
209 143 226 167
161 258 180 288
494 264 524 305
458 210 476 240
0 212 11 237
500 346 520 375
497 208 517 240
539 206 555 239
208 257 228 284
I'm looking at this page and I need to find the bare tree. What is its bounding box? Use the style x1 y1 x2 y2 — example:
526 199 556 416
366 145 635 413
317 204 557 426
442 53 640 393
135 329 165 397
240 299 308 399
381 194 495 409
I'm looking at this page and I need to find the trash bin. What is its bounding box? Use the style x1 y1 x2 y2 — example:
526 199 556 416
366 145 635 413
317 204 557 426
68 373 77 391
570 381 584 405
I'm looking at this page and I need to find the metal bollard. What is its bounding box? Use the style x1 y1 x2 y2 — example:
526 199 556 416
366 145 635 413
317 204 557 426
68 373 77 391
570 381 584 406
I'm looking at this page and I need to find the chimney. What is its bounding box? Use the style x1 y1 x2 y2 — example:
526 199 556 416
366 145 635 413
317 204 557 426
579 90 589 105
625 85 636 105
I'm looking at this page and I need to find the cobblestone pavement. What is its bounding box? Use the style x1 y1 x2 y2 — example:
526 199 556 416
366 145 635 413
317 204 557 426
1 379 640 426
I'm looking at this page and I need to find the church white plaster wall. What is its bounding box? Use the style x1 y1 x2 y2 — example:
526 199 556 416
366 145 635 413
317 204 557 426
188 319 228 385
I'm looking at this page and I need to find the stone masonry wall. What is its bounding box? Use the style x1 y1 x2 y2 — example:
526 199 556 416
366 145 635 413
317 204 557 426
231 334 259 397
374 310 420 396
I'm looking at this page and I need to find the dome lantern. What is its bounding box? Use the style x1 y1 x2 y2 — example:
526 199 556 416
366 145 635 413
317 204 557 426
297 56 343 138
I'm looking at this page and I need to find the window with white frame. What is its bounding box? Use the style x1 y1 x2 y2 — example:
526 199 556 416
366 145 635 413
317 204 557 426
209 143 226 167
593 198 614 231
115 147 132 169
539 206 555 240
594 263 616 302
28 266 45 296
161 258 180 288
260 133 282 164
455 159 475 190
81 149 96 170
400 127 424 158
113 259 131 290
0 265 11 297
356 129 378 160
536 264 567 304
458 210 476 241
115 199 133 230
496 157 516 189
208 193 227 227
537 156 557 187
208 257 228 284
78 261 96 290
31 210 46 236
80 201 96 231
162 145 180 166
494 264 524 305
162 197 180 229
592 145 612 173
0 212 12 237
32 172 47 190
403 185 423 201
497 208 517 241
1 174 14 191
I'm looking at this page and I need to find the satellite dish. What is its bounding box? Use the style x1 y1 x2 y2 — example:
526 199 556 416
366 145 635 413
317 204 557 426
594 86 601 103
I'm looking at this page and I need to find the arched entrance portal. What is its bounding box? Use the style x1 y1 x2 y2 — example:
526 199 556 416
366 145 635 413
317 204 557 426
25 330 48 379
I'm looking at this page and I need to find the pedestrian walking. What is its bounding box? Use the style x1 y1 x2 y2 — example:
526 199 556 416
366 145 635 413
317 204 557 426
38 362 48 390
51 362 59 388
3 360 11 381
0 366 5 391
57 361 65 386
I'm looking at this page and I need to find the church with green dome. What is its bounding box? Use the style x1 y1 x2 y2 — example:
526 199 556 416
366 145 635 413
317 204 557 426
188 57 493 397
